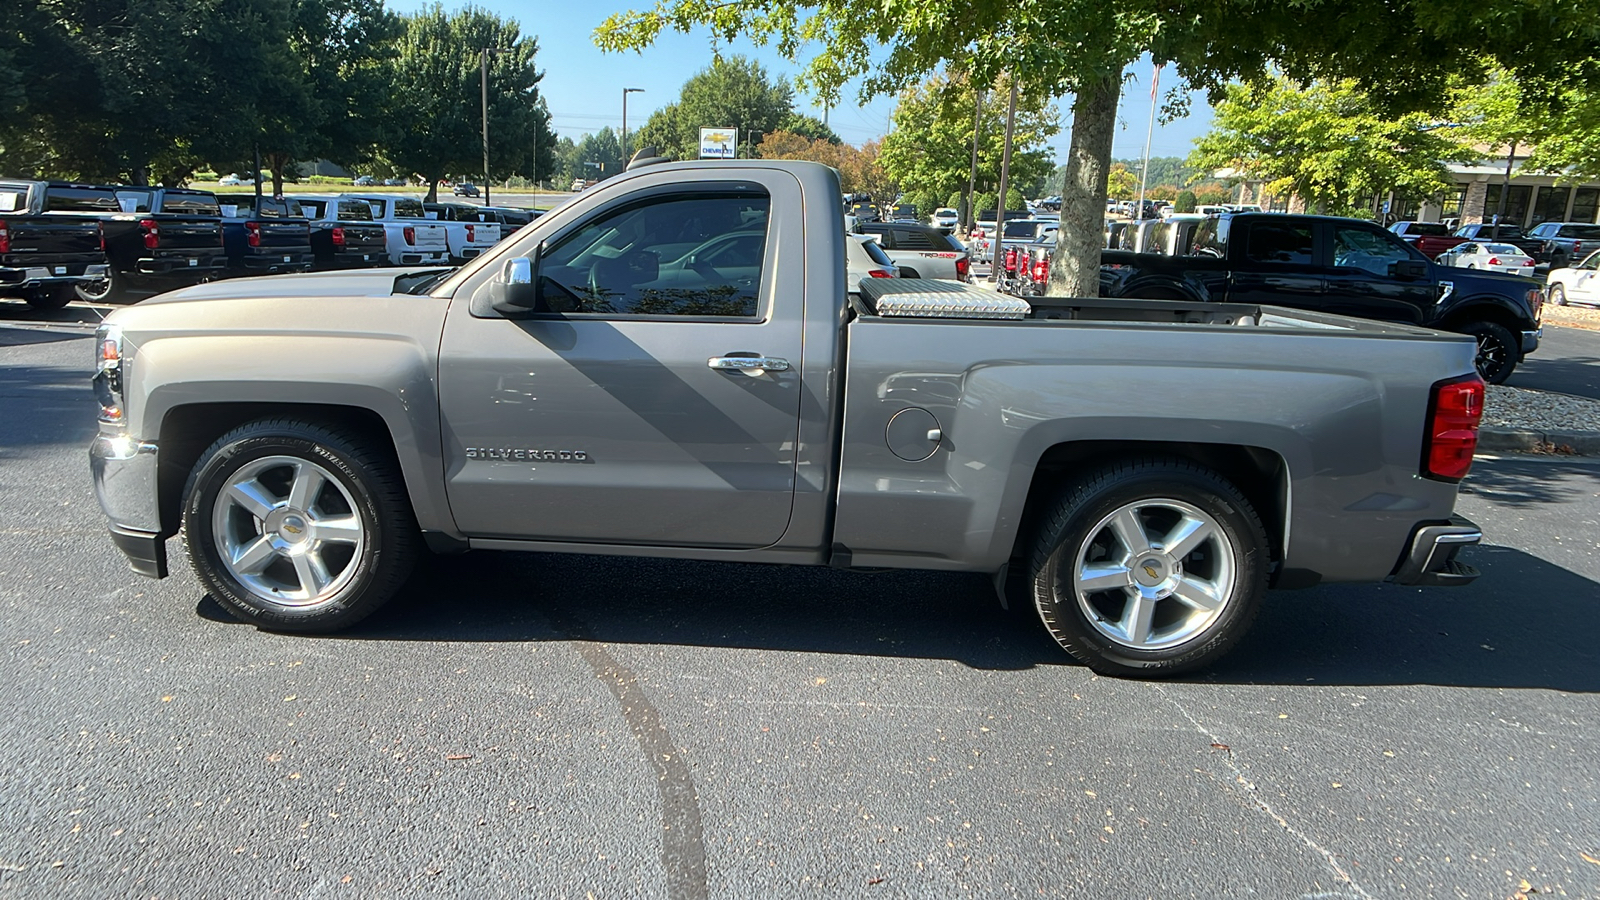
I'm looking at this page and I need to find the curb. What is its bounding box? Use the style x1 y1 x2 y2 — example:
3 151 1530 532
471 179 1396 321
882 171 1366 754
1479 426 1600 456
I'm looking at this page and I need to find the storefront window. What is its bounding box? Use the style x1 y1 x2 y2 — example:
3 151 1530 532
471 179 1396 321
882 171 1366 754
1484 184 1532 227
1531 186 1572 225
1572 188 1600 224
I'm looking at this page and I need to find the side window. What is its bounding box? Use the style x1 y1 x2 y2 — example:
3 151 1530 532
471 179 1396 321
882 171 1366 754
1579 254 1599 271
1244 222 1314 265
896 229 937 250
1188 218 1229 258
1333 225 1414 276
538 190 770 317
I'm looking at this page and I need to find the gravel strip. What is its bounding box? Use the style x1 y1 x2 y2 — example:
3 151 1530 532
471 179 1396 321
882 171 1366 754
1485 385 1600 432
1542 303 1600 332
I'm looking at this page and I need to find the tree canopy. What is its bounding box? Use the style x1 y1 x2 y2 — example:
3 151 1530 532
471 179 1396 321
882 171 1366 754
1188 77 1477 218
876 72 1059 227
632 56 796 160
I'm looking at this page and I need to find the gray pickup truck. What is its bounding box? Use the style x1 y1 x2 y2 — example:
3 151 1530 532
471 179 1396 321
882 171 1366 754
89 160 1487 677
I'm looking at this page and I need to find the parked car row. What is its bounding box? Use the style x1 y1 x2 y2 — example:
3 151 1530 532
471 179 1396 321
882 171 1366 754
0 178 545 309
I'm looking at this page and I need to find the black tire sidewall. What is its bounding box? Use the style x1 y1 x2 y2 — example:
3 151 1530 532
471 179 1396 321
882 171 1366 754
1032 464 1268 677
1463 321 1516 384
25 286 74 311
183 427 396 631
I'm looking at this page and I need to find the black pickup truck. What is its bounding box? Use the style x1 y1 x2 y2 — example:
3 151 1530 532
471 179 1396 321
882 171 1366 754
1101 212 1544 382
80 187 226 302
0 180 111 310
215 194 314 276
289 195 389 270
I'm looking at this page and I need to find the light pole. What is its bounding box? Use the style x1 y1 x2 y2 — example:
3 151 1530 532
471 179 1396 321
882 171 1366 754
621 87 644 166
481 46 507 206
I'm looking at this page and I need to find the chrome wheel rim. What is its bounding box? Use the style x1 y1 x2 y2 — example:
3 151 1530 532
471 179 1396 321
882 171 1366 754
211 455 365 607
1069 498 1235 650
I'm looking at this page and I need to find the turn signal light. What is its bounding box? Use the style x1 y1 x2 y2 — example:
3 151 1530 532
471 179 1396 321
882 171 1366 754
1423 374 1484 481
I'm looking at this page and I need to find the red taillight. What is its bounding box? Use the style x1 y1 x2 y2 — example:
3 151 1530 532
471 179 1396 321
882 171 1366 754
465 224 475 242
1004 247 1017 272
139 218 159 250
1423 374 1485 481
1487 257 1500 266
955 256 969 278
98 222 106 252
403 226 415 245
866 269 895 278
330 226 345 247
0 222 9 254
1522 258 1535 266
1033 258 1049 282
245 221 261 247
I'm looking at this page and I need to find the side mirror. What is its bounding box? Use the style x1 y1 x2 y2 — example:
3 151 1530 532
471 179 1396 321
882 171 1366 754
491 252 542 314
1392 259 1429 279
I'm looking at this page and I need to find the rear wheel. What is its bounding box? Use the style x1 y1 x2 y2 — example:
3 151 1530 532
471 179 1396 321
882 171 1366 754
1550 284 1567 306
182 419 418 632
1028 458 1269 677
75 267 131 304
24 285 74 311
1462 320 1517 384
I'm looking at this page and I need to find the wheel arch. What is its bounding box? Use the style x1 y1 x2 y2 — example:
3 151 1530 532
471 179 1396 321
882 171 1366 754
154 399 450 541
1005 440 1291 586
1438 296 1533 336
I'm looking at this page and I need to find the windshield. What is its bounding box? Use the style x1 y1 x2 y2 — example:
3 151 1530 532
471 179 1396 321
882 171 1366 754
339 201 374 221
1002 220 1039 238
161 193 221 216
1403 222 1450 236
1480 243 1522 255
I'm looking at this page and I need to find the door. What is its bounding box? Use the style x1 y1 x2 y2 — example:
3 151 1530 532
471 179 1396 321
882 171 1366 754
1225 218 1324 306
438 175 807 548
1566 252 1600 303
1319 221 1435 324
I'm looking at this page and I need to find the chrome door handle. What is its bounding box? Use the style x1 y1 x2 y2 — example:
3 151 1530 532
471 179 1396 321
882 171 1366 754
708 355 790 373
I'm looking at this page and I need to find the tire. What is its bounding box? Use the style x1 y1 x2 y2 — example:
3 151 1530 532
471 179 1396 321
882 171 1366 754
1461 320 1517 385
24 285 74 311
1027 457 1269 678
76 267 130 304
1550 283 1566 306
181 418 418 632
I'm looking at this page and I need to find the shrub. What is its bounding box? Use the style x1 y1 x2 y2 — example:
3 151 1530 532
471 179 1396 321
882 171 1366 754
1174 190 1196 213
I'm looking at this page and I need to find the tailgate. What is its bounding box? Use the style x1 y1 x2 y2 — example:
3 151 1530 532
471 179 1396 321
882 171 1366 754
411 223 448 251
0 215 102 261
255 219 311 250
343 224 387 252
154 215 223 250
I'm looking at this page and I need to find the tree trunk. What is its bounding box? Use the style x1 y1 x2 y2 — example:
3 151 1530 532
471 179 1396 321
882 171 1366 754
1048 78 1121 298
267 152 292 198
424 176 439 203
130 166 150 187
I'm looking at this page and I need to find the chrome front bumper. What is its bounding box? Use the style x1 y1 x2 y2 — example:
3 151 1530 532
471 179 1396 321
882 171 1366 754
1391 515 1481 587
1522 328 1541 355
89 434 168 578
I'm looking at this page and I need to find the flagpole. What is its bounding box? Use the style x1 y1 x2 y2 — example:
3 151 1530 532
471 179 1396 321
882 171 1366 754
1137 64 1160 219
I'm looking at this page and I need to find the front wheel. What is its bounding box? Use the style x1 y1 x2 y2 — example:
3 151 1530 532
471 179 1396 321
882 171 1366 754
1461 321 1517 384
1550 284 1567 306
182 419 418 632
1027 458 1269 677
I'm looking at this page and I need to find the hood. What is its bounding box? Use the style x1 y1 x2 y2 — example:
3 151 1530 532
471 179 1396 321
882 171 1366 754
135 267 451 305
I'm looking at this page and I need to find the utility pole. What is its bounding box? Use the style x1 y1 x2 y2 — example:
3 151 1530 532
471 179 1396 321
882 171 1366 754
480 46 507 206
990 78 1018 283
964 87 985 234
621 87 644 165
1136 64 1160 221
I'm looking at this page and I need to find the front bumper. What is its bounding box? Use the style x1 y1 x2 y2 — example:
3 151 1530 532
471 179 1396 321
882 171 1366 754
1390 515 1481 587
89 434 168 579
0 263 109 290
1522 328 1541 355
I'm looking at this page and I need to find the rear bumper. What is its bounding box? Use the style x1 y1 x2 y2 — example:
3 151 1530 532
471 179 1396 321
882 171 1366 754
322 249 386 268
90 433 167 579
136 256 226 276
398 251 449 266
1390 515 1481 587
0 263 108 289
236 251 314 273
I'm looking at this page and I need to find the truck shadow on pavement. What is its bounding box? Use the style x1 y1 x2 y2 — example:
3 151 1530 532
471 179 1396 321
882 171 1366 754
1459 457 1600 507
0 300 112 326
196 541 1600 691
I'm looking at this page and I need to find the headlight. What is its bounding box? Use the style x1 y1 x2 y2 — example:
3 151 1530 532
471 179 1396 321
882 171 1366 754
94 323 125 423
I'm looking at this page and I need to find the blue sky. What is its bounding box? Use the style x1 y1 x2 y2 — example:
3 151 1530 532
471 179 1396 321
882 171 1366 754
386 1 1214 162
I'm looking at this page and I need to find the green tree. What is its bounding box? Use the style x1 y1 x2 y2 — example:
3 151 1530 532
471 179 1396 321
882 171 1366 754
384 3 551 201
596 0 1600 297
877 72 1059 230
777 112 840 143
1174 189 1196 213
1451 68 1600 184
632 56 796 161
1105 163 1138 200
1189 77 1476 217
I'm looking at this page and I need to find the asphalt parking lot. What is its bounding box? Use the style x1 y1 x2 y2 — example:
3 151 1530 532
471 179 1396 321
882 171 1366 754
1 310 1597 899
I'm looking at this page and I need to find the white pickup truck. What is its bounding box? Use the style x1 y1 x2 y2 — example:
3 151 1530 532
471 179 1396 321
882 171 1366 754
423 202 503 264
345 194 449 266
